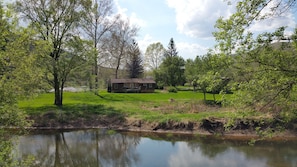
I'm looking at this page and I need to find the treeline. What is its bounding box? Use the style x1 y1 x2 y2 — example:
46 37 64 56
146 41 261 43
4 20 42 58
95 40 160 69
1 0 297 115
0 0 146 106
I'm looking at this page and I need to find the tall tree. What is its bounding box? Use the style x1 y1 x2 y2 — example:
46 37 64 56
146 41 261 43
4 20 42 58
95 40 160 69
155 39 185 87
164 37 178 58
80 0 118 94
16 0 83 106
103 17 138 79
144 42 165 71
126 40 143 78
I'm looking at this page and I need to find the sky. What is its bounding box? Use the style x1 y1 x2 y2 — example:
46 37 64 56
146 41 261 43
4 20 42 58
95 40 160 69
3 0 296 60
115 0 297 60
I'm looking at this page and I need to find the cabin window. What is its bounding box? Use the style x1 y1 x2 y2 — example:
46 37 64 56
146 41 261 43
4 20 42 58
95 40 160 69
124 83 129 88
149 83 153 88
114 84 118 89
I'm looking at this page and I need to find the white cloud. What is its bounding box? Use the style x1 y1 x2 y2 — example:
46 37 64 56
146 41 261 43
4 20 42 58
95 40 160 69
166 0 233 38
247 0 296 32
167 0 297 39
130 12 147 27
114 0 128 16
137 34 155 53
114 0 147 28
248 13 296 33
137 34 208 59
169 143 267 167
176 42 208 59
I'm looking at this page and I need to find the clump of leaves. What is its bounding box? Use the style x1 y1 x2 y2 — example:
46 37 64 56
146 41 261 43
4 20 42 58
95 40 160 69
167 87 178 93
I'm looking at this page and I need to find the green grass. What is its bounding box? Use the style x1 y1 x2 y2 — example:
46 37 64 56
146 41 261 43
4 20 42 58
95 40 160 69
18 90 246 124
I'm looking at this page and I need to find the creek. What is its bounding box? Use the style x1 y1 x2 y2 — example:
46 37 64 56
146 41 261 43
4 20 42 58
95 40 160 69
15 129 297 167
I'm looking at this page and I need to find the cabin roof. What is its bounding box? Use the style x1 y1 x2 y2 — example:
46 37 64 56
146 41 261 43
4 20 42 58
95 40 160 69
110 78 156 84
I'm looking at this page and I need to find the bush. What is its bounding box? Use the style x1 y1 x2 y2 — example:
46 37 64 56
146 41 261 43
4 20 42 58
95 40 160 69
167 87 178 93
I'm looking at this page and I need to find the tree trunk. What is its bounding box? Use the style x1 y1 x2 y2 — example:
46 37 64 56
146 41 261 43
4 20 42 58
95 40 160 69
61 82 64 106
115 56 121 79
93 18 99 95
94 59 99 95
54 71 62 106
203 92 206 101
54 134 61 167
115 66 119 79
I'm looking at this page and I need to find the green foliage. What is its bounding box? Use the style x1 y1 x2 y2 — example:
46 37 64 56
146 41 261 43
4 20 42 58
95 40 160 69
213 0 297 121
144 42 165 70
80 0 115 93
156 55 185 87
185 53 232 102
227 28 297 116
107 130 117 135
164 37 178 58
0 3 39 166
167 86 178 93
126 40 144 78
16 0 84 106
154 38 185 87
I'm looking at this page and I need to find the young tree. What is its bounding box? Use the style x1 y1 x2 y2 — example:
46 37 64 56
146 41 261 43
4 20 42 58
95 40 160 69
213 0 297 114
185 56 204 89
80 0 118 94
144 42 165 71
0 3 45 166
126 40 143 78
16 0 83 106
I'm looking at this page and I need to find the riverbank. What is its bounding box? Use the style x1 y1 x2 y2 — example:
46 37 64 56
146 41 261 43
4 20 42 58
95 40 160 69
19 91 297 140
27 113 297 140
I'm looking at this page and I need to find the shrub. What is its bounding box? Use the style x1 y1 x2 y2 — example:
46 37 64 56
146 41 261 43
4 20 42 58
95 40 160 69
167 87 178 93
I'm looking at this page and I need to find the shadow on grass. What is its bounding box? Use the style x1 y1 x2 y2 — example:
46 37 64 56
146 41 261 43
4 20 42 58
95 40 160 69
203 100 222 106
22 103 125 120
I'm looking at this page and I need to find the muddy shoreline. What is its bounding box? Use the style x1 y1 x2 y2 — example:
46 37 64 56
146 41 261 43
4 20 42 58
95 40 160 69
27 115 297 140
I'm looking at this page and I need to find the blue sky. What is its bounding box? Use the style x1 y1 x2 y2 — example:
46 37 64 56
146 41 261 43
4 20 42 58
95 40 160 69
4 0 296 60
115 0 297 60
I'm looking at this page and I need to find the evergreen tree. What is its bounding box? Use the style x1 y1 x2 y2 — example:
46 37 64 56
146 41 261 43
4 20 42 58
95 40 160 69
164 37 178 58
155 38 185 86
126 40 143 78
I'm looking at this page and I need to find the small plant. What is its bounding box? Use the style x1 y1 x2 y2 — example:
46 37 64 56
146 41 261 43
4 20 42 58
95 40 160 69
166 133 173 138
107 129 117 135
248 138 257 146
167 87 178 93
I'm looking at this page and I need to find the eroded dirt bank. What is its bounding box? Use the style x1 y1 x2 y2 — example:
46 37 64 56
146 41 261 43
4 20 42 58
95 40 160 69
28 114 297 139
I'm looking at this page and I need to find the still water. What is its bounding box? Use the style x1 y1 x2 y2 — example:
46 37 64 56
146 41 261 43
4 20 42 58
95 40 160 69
15 129 297 167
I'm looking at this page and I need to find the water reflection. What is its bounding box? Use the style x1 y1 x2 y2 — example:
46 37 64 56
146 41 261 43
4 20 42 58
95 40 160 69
16 130 297 167
17 130 140 167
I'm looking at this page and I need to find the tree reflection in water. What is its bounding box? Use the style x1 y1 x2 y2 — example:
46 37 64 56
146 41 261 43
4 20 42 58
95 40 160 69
17 129 140 167
16 131 297 167
185 137 297 167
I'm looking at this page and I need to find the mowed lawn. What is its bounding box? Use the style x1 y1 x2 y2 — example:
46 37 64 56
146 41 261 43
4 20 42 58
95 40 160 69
18 90 241 123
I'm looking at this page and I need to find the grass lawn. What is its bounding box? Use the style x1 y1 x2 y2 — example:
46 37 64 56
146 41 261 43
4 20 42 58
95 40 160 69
18 90 258 124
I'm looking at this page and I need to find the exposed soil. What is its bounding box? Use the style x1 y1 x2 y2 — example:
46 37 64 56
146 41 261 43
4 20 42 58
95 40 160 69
28 114 297 139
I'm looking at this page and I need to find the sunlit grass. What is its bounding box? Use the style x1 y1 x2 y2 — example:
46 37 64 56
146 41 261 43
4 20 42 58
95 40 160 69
18 90 237 123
